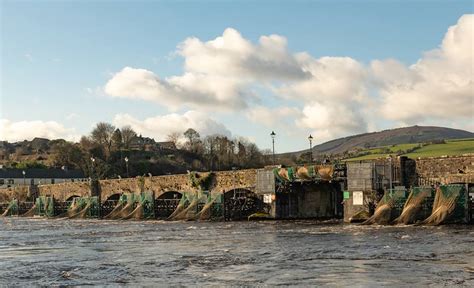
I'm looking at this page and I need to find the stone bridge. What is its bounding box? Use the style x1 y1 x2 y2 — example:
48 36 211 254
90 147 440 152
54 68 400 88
33 169 258 203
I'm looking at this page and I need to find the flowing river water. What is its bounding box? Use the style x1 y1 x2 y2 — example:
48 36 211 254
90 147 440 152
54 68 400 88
0 218 473 287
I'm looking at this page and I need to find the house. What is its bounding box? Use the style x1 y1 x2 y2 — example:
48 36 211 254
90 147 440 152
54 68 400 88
0 168 87 188
129 135 157 151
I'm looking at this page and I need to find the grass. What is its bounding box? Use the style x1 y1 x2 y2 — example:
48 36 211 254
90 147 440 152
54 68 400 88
344 138 474 161
404 139 474 158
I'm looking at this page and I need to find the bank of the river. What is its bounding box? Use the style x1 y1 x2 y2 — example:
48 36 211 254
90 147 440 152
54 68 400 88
1 218 473 287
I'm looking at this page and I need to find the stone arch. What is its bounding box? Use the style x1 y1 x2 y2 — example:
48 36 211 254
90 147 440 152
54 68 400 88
223 188 266 220
156 191 182 200
155 190 183 218
105 193 121 202
66 195 81 202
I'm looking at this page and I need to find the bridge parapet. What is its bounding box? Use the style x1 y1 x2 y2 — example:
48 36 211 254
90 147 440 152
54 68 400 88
0 168 258 203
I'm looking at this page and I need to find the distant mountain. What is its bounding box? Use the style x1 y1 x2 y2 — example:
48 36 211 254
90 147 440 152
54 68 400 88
287 126 474 157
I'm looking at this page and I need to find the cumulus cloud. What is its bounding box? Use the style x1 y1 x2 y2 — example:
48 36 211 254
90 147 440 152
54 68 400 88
104 28 309 111
296 103 368 142
276 56 370 140
112 111 231 141
104 15 473 145
105 67 249 110
374 14 474 123
0 119 79 142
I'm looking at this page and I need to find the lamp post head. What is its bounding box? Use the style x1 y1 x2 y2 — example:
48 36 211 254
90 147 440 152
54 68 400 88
308 134 313 142
22 170 26 176
270 131 276 139
124 157 129 162
90 157 95 162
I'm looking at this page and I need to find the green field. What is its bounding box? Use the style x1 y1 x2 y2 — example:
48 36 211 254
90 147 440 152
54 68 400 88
344 139 474 161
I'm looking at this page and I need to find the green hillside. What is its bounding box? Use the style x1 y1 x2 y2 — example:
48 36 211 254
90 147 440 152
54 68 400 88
344 138 474 161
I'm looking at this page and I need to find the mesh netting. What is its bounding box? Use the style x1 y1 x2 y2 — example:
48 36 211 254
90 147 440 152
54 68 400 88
1 199 19 217
67 197 99 219
393 187 433 225
422 185 466 225
274 165 334 182
167 193 189 220
36 196 54 217
362 192 396 225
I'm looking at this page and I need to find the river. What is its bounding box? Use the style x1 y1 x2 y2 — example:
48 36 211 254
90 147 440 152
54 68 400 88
0 218 473 287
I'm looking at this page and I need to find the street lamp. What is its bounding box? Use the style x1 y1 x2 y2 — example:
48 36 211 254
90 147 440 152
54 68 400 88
90 157 95 180
270 131 276 165
22 170 26 185
308 134 313 164
124 157 129 178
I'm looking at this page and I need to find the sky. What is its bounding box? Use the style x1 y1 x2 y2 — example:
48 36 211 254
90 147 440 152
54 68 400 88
1 0 473 153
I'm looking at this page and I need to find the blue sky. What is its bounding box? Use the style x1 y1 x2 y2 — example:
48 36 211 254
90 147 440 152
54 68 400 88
1 0 473 152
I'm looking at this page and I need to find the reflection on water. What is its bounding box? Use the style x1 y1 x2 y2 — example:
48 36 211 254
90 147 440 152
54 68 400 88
1 218 473 286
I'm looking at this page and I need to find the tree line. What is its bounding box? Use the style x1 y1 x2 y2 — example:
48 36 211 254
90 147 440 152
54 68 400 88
51 123 271 179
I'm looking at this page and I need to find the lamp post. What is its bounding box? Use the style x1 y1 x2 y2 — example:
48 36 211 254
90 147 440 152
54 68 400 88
308 134 313 164
270 131 276 165
90 157 95 180
22 170 26 185
124 157 129 178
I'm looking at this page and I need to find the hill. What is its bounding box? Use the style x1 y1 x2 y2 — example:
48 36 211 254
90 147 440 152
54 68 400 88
286 126 474 159
344 138 474 161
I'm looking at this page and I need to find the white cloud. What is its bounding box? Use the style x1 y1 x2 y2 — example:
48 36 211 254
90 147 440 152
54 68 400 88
276 56 370 140
0 119 79 142
104 28 309 111
296 103 368 142
374 14 474 123
247 106 301 129
104 15 473 145
112 111 231 141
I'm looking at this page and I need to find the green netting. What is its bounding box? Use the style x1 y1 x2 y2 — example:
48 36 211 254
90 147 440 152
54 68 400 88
63 196 99 219
422 184 467 225
363 188 408 225
394 187 434 224
308 166 316 178
1 199 19 216
287 167 295 181
87 196 100 218
139 192 154 219
36 196 54 217
167 193 190 220
273 168 287 182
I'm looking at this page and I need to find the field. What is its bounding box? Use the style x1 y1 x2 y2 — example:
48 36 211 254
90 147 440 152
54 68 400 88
344 139 474 161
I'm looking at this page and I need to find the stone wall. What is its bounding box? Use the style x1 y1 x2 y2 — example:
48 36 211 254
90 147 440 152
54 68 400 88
415 155 474 185
0 186 29 203
0 169 258 203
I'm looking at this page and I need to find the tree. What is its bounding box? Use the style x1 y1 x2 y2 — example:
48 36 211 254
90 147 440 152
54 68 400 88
52 141 84 169
121 126 137 150
91 122 115 158
112 128 123 151
166 131 182 148
184 128 200 152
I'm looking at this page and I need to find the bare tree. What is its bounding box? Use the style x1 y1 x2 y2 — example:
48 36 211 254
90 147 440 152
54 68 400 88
166 131 182 148
121 125 137 150
91 122 115 158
